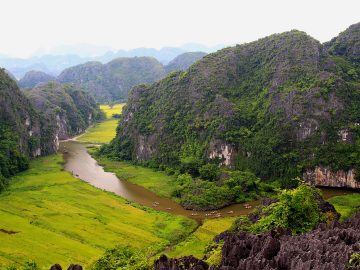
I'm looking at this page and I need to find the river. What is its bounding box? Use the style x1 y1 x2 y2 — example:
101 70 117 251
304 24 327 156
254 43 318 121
60 140 357 222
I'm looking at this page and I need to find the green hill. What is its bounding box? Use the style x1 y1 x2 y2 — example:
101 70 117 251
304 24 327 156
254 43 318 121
105 25 360 186
58 57 166 102
18 70 56 89
0 69 49 191
26 82 104 140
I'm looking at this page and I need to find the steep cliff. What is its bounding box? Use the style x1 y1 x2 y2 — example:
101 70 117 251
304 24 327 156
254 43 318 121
26 82 104 140
105 25 360 186
57 57 166 102
18 70 56 89
107 25 360 186
0 69 56 190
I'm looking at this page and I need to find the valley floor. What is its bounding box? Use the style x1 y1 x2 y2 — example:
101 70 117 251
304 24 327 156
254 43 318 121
0 154 196 269
3 103 360 269
77 104 125 144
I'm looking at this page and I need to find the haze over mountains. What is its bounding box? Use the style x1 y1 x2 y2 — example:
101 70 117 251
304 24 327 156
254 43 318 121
17 52 208 102
0 43 224 79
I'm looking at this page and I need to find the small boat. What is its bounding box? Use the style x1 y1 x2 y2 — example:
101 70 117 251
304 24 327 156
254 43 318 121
244 204 252 209
166 207 172 210
190 213 199 216
227 211 234 214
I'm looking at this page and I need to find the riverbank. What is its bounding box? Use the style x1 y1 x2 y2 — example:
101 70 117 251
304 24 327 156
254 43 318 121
62 141 260 221
0 154 196 269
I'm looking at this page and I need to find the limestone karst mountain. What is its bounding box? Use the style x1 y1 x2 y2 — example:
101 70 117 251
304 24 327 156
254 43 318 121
105 24 360 188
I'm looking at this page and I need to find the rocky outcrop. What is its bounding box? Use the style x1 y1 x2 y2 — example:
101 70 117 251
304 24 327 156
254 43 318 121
0 69 60 189
26 82 103 141
208 140 236 167
154 255 209 270
49 264 82 270
109 24 360 181
157 212 360 270
304 166 359 189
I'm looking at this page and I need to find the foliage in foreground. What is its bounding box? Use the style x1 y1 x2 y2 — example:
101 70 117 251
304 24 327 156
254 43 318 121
89 245 149 270
232 183 326 234
349 253 360 269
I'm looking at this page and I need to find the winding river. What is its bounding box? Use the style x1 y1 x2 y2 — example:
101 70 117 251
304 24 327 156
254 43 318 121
60 140 357 222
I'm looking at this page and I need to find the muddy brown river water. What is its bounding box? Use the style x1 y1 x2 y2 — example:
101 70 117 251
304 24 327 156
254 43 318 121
60 140 357 222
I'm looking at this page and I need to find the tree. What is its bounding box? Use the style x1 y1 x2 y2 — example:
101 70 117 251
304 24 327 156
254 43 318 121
199 164 220 181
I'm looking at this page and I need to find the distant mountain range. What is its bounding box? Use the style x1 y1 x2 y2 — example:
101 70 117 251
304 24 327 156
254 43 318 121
17 52 207 102
0 44 225 79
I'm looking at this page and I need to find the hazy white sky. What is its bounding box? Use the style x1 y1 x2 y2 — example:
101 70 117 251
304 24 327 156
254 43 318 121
1 0 359 57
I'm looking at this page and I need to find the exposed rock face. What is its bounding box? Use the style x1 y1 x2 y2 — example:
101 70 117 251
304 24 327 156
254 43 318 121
157 212 360 270
26 82 103 141
304 166 359 189
208 140 236 167
154 255 209 270
0 68 53 157
108 24 360 181
0 68 60 188
18 70 56 89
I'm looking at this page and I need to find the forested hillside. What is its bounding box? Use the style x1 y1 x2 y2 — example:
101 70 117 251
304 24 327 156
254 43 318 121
26 82 104 140
105 23 360 188
0 69 50 190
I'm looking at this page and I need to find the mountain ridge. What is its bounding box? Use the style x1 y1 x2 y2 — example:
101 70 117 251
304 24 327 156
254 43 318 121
104 24 360 188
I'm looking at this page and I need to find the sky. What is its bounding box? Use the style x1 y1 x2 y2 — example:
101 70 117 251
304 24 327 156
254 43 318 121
1 0 359 58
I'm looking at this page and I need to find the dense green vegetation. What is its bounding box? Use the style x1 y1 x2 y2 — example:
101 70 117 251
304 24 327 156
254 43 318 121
0 154 196 269
0 69 42 191
104 23 360 191
328 194 360 221
96 154 275 209
0 124 29 191
349 253 360 269
231 184 329 234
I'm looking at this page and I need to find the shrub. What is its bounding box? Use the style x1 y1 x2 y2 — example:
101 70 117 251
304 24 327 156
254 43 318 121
199 164 220 181
349 253 360 268
90 245 149 270
251 183 326 234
